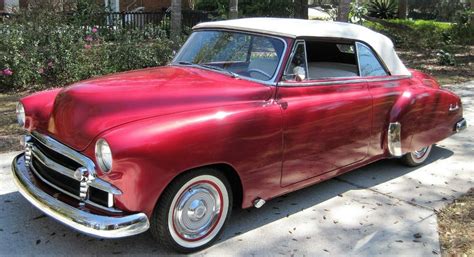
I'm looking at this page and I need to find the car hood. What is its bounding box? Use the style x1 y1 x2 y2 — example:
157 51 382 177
45 66 272 151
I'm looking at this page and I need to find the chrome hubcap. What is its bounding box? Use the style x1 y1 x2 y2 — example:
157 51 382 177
413 147 429 159
187 199 207 221
173 183 221 240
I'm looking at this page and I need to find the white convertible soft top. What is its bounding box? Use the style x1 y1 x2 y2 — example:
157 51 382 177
194 18 411 76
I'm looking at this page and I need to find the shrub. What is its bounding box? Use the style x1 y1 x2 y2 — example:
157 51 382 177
0 2 174 92
436 49 456 66
364 19 459 50
367 0 398 19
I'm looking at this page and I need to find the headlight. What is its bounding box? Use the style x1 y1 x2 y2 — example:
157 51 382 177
95 139 113 172
16 102 25 127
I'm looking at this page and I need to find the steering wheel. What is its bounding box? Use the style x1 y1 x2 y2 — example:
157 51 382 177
247 68 272 80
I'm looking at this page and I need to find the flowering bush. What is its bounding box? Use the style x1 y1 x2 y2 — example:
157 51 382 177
0 3 175 92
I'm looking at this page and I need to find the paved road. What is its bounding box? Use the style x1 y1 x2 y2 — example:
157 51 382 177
0 82 473 256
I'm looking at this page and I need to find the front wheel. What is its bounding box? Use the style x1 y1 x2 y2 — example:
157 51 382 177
150 169 232 253
400 145 433 167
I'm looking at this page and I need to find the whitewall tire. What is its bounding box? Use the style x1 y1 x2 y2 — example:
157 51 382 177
150 169 232 253
400 145 433 167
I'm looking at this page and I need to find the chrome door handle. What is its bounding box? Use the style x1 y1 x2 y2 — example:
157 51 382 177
449 103 459 112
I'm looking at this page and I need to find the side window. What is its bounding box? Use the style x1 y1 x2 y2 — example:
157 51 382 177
356 42 388 77
284 41 308 80
305 41 358 79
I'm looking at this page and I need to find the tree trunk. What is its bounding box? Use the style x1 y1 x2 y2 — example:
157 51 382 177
398 0 408 19
229 0 238 19
471 0 474 28
170 0 181 42
294 0 308 19
337 0 352 22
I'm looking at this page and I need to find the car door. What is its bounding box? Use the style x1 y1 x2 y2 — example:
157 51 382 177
278 40 372 186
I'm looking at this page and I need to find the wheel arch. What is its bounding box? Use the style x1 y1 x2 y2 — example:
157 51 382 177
156 162 244 211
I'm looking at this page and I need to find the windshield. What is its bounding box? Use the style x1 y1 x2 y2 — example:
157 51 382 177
173 30 285 81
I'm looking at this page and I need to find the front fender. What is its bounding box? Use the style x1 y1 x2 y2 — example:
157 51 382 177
20 88 62 132
85 102 283 216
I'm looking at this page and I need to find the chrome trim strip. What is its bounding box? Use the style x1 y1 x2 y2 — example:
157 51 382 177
12 154 149 238
91 179 122 195
30 132 121 195
277 75 412 87
455 118 467 133
355 42 362 76
31 146 76 179
29 159 122 214
388 122 402 157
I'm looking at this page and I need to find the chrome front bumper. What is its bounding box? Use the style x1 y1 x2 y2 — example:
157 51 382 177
11 153 150 238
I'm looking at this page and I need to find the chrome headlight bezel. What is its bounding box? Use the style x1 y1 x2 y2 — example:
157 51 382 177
95 138 113 173
16 102 25 127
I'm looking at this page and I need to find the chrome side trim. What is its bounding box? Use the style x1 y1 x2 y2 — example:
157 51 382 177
455 118 467 133
30 132 121 195
12 154 149 238
29 160 122 214
277 75 412 87
388 122 402 157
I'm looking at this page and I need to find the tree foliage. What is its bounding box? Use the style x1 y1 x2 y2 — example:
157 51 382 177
195 0 296 18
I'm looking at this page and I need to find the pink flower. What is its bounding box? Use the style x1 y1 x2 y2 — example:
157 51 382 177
2 68 13 76
84 44 92 49
38 68 44 74
48 61 54 67
92 27 98 33
85 35 93 42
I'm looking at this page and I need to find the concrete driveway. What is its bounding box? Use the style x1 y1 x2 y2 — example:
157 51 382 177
0 82 472 256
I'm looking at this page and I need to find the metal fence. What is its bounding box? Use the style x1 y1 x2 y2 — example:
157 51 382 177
0 10 218 35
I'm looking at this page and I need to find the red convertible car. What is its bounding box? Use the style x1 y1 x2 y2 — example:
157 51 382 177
12 18 466 252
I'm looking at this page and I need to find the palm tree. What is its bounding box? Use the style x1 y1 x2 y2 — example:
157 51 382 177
171 0 182 42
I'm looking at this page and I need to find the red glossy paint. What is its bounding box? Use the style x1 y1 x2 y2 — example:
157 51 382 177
20 37 464 218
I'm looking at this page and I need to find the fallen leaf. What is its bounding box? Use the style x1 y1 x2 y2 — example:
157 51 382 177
414 233 422 239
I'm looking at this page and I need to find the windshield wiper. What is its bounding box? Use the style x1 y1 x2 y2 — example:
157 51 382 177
176 61 239 78
177 61 195 66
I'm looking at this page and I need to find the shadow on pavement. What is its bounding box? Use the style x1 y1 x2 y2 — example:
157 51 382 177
0 145 454 255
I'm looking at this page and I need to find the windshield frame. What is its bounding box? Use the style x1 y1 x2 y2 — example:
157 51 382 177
171 29 288 85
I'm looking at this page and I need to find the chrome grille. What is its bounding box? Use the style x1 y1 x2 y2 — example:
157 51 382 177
26 132 122 213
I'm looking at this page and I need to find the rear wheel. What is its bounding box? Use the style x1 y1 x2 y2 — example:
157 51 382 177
400 145 433 167
150 168 232 253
